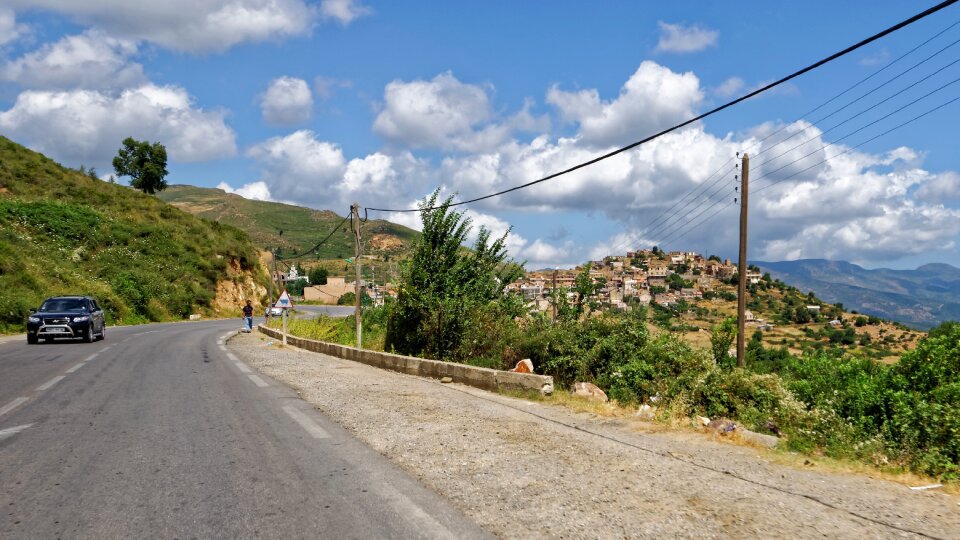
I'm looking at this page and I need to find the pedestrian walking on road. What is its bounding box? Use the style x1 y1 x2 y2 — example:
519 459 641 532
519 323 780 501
242 300 254 333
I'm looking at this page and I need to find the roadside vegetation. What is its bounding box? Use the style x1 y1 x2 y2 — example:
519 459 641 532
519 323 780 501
0 136 268 332
271 191 960 482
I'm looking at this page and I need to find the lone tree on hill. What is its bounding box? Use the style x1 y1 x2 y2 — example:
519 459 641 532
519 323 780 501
112 137 169 194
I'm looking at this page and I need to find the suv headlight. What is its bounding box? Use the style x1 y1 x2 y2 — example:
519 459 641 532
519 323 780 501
28 316 40 323
72 315 90 322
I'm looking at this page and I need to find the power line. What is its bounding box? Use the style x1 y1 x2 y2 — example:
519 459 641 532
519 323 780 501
627 36 960 254
754 92 960 195
364 0 958 215
752 75 960 190
622 19 960 255
751 35 960 171
275 213 351 262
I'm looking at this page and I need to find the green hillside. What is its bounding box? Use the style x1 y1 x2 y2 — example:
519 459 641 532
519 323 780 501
157 185 419 261
0 136 268 332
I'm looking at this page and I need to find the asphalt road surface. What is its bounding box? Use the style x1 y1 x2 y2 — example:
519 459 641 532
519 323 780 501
0 318 489 539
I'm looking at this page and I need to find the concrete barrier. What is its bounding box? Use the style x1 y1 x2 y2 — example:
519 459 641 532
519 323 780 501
257 325 553 395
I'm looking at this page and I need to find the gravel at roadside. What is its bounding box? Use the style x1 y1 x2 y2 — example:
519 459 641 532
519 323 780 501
228 331 959 539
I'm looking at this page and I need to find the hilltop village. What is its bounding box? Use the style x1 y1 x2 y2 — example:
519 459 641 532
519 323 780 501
508 248 758 314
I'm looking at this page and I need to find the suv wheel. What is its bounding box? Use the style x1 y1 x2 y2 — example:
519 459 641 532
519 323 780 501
27 334 38 345
98 325 106 341
83 325 93 343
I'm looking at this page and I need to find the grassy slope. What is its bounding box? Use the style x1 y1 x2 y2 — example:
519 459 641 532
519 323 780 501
0 136 267 332
158 185 419 261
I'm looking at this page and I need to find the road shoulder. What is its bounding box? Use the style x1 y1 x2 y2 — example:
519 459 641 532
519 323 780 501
227 331 960 539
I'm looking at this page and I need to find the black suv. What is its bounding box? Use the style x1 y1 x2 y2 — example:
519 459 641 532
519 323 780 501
27 296 106 344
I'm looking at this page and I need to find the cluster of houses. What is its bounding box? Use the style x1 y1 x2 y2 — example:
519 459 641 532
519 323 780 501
272 249 766 314
507 249 762 313
271 265 392 306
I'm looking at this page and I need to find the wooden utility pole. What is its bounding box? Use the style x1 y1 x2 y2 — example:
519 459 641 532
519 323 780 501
351 203 363 348
552 269 558 323
736 154 750 368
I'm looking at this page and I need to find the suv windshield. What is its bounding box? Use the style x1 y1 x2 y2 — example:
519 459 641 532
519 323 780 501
39 299 86 312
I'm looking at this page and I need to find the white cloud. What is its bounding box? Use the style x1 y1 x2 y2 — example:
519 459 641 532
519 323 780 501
217 180 275 201
0 84 237 169
374 72 510 152
1 29 145 90
260 76 313 125
245 130 428 211
0 8 27 45
655 21 718 53
320 0 372 25
5 0 317 53
314 75 352 99
547 61 703 147
914 171 960 203
713 77 744 98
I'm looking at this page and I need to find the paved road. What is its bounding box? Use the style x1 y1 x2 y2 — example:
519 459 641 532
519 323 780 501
0 320 489 539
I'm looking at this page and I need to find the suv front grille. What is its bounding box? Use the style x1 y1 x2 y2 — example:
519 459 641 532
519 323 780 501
46 318 70 325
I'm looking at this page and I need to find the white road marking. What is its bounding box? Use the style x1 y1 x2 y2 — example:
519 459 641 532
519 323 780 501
282 406 330 439
226 352 239 362
0 397 29 417
101 345 113 352
376 483 454 537
218 345 227 352
247 374 269 387
65 363 85 374
82 353 98 362
235 362 252 373
0 423 33 440
36 376 66 392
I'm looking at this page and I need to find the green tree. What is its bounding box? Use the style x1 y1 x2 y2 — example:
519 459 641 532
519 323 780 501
112 137 169 194
574 265 593 315
710 317 738 368
384 190 522 360
309 267 328 285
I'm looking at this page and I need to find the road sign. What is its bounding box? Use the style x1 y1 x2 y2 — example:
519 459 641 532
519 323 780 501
275 289 294 309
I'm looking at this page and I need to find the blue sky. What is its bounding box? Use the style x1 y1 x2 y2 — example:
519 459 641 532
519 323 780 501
2 1 960 270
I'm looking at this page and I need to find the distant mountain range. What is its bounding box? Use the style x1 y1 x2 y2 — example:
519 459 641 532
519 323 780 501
755 259 960 330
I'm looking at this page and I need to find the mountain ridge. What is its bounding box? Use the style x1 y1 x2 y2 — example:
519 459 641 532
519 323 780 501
755 258 960 329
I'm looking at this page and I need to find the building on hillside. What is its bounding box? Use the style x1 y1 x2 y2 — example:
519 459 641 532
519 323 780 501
648 261 670 277
679 287 702 300
303 277 353 305
520 284 543 302
647 276 667 290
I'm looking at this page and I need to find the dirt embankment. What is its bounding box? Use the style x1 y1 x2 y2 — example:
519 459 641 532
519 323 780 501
228 332 960 539
211 257 267 315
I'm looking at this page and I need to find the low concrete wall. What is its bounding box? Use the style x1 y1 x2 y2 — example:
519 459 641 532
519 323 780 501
257 325 554 395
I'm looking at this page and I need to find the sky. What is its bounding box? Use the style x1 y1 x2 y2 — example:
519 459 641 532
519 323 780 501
2 1 960 270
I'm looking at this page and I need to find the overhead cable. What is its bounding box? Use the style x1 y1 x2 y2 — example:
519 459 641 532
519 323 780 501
364 0 959 214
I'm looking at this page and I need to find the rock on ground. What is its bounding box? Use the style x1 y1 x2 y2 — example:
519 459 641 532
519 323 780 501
228 332 960 539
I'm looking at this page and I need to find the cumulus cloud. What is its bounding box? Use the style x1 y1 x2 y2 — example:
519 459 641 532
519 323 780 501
1 29 145 90
246 130 428 211
4 0 317 53
655 21 718 53
0 84 237 169
0 8 27 45
260 76 313 125
320 0 372 25
373 72 504 152
547 61 703 147
914 171 960 203
713 77 744 98
217 180 275 201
